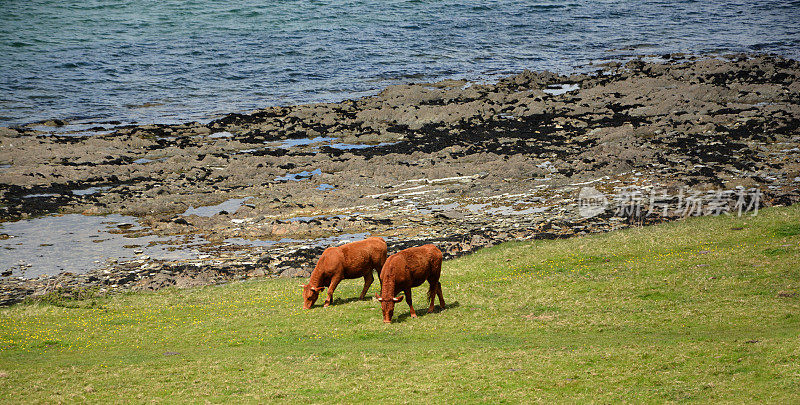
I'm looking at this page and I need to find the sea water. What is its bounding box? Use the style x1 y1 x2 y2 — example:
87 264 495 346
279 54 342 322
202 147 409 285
1 0 798 128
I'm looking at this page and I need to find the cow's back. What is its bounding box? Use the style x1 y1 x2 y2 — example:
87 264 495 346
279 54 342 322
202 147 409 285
338 237 387 278
413 244 442 282
383 244 441 288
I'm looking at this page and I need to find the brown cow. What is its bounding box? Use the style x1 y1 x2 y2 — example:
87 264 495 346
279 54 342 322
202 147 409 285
301 237 387 309
376 244 445 323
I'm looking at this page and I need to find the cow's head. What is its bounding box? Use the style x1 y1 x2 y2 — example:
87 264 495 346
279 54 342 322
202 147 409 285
376 294 404 323
301 284 325 309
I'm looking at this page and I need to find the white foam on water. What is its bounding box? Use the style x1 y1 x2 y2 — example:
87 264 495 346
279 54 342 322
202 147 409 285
543 83 580 95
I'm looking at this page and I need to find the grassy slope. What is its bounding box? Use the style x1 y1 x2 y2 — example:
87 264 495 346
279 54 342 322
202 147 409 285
1 206 799 403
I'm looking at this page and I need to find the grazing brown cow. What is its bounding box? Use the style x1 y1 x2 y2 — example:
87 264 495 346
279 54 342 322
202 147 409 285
301 237 387 309
376 244 445 323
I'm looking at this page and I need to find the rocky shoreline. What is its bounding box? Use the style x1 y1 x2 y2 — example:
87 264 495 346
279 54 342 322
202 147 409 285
2 53 799 305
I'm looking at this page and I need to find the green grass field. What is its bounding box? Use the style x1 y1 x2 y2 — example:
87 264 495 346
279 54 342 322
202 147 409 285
1 206 799 403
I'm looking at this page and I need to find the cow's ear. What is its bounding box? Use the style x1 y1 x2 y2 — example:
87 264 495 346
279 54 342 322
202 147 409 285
314 286 326 292
392 295 404 302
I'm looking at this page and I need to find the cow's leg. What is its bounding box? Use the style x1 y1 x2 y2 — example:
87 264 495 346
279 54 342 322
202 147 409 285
375 263 383 288
405 289 417 318
324 275 343 307
359 271 373 300
436 282 446 309
427 281 436 314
